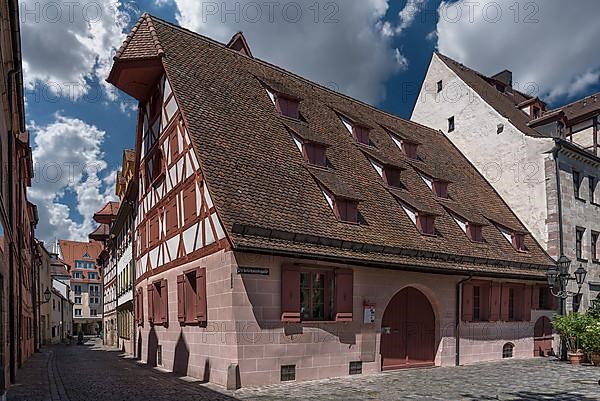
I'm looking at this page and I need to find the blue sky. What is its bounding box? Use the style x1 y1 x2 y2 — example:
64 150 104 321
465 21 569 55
21 0 600 244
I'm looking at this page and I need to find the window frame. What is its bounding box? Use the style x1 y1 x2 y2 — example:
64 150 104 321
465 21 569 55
448 116 455 133
573 170 582 200
590 176 597 204
576 227 586 261
436 80 443 93
592 231 599 262
299 269 334 322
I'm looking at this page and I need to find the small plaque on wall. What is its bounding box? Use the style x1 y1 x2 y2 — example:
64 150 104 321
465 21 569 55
237 267 270 275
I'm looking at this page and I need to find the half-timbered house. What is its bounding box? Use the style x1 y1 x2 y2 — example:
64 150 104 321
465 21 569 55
108 14 557 389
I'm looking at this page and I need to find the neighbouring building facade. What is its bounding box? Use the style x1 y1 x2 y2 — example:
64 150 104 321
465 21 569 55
411 53 600 313
91 202 120 345
58 240 103 335
114 150 137 355
108 14 557 389
0 0 38 395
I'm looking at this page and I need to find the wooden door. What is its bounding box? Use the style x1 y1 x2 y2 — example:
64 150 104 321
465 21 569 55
381 287 435 370
534 316 554 357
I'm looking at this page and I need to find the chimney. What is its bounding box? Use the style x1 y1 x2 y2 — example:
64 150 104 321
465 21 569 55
492 69 513 88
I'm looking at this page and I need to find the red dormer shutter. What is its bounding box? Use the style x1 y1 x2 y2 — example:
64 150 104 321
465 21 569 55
352 125 370 145
303 143 327 166
467 224 483 242
402 141 419 159
383 166 402 188
512 234 526 251
433 181 449 198
417 214 435 235
276 95 299 119
335 199 358 223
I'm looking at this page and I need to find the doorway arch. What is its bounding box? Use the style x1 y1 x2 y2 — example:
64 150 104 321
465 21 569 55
380 287 436 370
534 316 554 357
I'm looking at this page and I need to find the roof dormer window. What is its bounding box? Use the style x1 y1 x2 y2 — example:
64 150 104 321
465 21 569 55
401 141 419 159
498 225 528 252
370 158 403 188
340 116 370 145
276 94 300 119
321 188 359 223
417 213 436 236
467 223 484 242
432 180 449 198
303 142 327 167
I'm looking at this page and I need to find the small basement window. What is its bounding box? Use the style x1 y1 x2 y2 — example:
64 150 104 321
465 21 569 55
448 116 455 132
502 343 514 358
281 365 296 381
349 361 362 375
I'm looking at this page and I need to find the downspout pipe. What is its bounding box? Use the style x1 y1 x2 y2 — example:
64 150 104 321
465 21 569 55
455 275 472 366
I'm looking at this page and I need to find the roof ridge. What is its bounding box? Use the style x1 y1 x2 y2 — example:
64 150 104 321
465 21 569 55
146 13 439 134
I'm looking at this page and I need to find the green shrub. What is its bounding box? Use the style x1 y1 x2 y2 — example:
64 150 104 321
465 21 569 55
552 313 590 352
581 319 600 353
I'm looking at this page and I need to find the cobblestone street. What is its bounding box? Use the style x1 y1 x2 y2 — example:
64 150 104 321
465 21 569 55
7 337 600 401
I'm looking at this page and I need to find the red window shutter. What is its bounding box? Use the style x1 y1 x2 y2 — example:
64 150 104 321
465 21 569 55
148 214 159 248
139 223 147 253
462 283 474 322
402 142 418 159
467 224 483 242
480 283 491 321
166 196 178 237
177 275 185 323
352 125 370 145
335 269 353 322
196 267 207 322
383 167 401 188
147 284 154 324
522 285 532 321
281 266 301 322
489 282 501 321
335 199 358 223
182 182 197 226
138 288 144 326
512 234 525 251
433 181 448 198
169 129 179 162
161 279 169 324
418 215 435 235
303 143 327 166
500 285 510 321
532 285 540 310
276 96 299 119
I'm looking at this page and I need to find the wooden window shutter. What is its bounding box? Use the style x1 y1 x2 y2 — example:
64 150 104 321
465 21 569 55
196 267 207 323
467 224 483 242
402 142 418 159
532 285 540 310
480 283 491 321
177 275 185 323
383 166 402 188
138 288 144 326
169 128 179 162
512 233 525 251
335 269 353 322
303 143 327 167
462 282 474 322
139 223 147 253
352 125 370 145
433 181 448 198
500 285 510 321
276 95 299 119
161 279 169 324
147 284 154 324
489 282 501 321
281 266 301 322
183 182 197 226
522 285 532 321
166 196 178 237
148 214 159 248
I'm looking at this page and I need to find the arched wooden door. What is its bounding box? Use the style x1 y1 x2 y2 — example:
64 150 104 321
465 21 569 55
381 287 435 370
534 316 554 357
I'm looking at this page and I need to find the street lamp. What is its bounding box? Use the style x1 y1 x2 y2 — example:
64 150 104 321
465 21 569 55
39 288 51 305
546 256 587 300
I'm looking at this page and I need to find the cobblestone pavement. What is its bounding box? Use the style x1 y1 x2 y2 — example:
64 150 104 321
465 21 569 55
7 338 600 401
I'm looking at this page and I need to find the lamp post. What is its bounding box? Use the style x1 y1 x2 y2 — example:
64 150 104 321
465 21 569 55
38 288 51 305
546 255 587 360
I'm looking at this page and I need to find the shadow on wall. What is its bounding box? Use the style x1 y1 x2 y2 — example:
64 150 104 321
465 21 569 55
147 326 158 367
173 331 190 376
243 276 357 346
137 329 142 360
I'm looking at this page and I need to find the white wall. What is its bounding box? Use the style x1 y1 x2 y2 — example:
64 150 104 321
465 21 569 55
411 54 555 249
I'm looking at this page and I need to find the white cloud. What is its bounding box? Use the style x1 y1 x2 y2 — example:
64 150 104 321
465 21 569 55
20 0 129 101
397 0 428 34
435 0 600 103
172 0 402 104
28 115 117 244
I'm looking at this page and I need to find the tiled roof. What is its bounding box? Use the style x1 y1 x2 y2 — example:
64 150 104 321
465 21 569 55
548 92 600 123
435 53 544 138
57 240 102 272
89 224 110 241
114 15 555 276
93 201 120 218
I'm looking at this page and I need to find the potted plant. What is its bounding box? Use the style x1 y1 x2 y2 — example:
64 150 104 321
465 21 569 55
552 313 589 364
581 319 600 366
